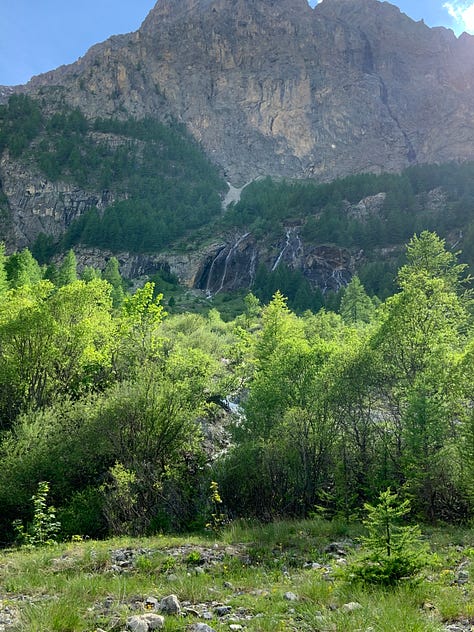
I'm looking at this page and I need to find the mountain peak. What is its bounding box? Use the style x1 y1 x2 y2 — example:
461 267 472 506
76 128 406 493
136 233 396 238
141 0 311 32
20 0 474 185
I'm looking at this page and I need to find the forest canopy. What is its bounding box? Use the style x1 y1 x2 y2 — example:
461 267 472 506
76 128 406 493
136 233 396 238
0 231 473 544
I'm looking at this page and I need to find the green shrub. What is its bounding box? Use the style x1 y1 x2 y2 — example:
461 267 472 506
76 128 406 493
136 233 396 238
13 481 60 547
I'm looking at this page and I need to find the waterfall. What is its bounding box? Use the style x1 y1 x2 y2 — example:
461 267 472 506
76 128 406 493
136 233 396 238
271 227 303 271
323 268 347 293
215 232 250 295
249 249 257 286
272 228 292 271
205 246 226 296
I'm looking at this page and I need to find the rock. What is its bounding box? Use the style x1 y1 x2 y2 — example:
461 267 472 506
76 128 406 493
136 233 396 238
324 540 354 557
456 570 469 585
127 614 164 631
25 0 474 185
215 605 232 616
342 602 363 613
166 573 179 582
5 0 474 268
144 597 159 611
229 626 243 631
188 624 216 632
159 594 181 615
126 616 149 632
283 592 298 602
143 614 165 630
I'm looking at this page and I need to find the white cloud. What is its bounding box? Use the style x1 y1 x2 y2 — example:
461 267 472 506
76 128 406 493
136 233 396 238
443 1 474 34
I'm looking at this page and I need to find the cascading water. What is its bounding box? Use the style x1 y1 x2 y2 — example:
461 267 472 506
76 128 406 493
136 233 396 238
215 232 250 294
205 246 227 297
271 227 304 271
323 268 347 293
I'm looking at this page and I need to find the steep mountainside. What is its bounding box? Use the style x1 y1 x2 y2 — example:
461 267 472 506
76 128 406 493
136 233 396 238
20 0 474 184
1 0 474 299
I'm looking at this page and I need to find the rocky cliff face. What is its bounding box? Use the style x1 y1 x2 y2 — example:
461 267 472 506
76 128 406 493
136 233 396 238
0 151 118 250
21 0 474 185
2 0 474 292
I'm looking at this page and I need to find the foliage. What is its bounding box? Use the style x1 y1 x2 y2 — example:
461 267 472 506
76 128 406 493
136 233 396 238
0 279 116 428
13 481 60 547
0 243 8 294
0 232 473 541
206 481 227 534
0 520 472 631
346 488 428 585
0 95 226 256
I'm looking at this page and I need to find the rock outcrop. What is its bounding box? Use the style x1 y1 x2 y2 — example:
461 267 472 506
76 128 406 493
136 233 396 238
192 229 353 294
20 0 474 185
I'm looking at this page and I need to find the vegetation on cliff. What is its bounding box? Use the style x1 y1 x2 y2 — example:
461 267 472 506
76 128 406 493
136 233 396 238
0 94 226 253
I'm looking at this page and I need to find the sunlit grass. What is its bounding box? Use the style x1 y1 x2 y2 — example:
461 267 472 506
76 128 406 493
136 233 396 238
0 519 472 631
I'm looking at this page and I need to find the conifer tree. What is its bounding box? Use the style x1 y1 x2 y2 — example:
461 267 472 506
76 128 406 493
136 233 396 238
0 243 8 294
57 249 77 286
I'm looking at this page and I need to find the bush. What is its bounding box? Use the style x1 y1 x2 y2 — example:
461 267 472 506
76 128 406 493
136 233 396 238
13 481 60 547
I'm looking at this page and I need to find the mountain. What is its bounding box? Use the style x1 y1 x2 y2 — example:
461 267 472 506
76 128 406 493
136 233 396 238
21 0 474 184
1 0 474 299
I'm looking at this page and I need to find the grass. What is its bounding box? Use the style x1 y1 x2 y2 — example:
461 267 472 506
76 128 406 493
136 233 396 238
0 519 472 631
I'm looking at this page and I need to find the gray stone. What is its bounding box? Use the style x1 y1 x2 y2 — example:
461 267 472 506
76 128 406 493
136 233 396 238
144 597 159 611
284 592 298 602
342 602 363 613
159 594 181 615
215 605 232 616
324 541 353 557
188 624 216 632
143 614 165 630
126 616 149 632
166 573 179 582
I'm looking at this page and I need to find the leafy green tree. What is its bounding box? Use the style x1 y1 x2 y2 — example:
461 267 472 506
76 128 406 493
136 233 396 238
102 257 124 307
13 481 60 547
81 266 101 282
221 293 337 517
369 233 470 518
6 248 42 288
398 231 471 295
0 279 115 427
347 488 427 585
116 282 166 377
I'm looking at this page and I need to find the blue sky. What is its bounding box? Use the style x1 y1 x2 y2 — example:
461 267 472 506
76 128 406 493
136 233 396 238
0 0 473 86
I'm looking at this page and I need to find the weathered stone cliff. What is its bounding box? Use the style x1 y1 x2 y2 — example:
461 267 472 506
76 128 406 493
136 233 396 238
20 0 474 185
2 0 474 292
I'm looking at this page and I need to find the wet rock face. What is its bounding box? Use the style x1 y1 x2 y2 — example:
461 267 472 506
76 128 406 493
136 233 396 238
194 230 353 295
23 0 474 185
195 234 258 295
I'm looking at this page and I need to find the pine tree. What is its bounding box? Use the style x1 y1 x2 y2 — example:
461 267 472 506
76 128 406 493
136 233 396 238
340 276 375 324
57 250 77 286
0 243 8 294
